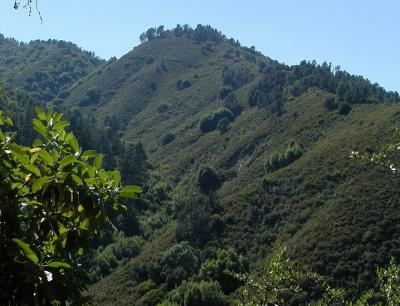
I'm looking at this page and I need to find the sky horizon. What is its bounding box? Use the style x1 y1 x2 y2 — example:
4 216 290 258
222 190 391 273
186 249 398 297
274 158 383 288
0 0 399 92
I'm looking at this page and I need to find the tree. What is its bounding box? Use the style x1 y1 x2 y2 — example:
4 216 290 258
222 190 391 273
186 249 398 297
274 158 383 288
198 166 221 193
146 27 156 41
120 142 150 185
0 107 141 304
156 25 165 37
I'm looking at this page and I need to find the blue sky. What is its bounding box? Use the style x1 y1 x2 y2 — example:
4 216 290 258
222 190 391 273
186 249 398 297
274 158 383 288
0 0 399 91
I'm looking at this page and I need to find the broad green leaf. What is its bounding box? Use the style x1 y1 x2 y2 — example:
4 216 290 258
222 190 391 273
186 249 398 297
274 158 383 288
120 185 142 199
35 107 47 121
12 238 39 265
80 218 90 230
10 145 29 164
78 248 84 256
69 134 80 153
32 139 43 147
85 178 97 187
87 166 96 178
71 174 83 186
32 176 48 193
60 155 76 170
32 118 47 138
39 150 54 165
82 150 97 159
93 154 104 170
52 150 59 163
78 204 84 212
23 164 41 177
47 261 71 269
111 171 121 188
54 121 70 133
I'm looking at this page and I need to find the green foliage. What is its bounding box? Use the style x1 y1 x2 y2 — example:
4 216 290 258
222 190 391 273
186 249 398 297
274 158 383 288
2 26 400 306
162 133 176 145
176 80 192 90
199 248 246 294
199 108 234 133
120 142 150 185
198 166 222 193
222 66 254 90
0 107 141 304
90 235 144 280
324 95 338 111
350 128 400 177
79 88 101 107
223 93 242 116
161 242 199 289
164 280 229 306
157 103 169 113
217 117 230 134
0 37 102 104
265 141 303 172
236 247 344 306
338 102 352 115
176 195 224 247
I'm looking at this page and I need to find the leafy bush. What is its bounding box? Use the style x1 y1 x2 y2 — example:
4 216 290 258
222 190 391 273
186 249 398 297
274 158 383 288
199 248 246 294
216 117 230 134
338 102 352 115
157 103 169 113
161 242 199 289
199 108 233 133
236 247 343 305
165 280 229 306
79 88 101 107
223 93 242 116
222 67 254 89
91 236 144 279
324 96 338 111
265 141 303 172
198 166 221 192
219 87 232 99
162 133 175 145
176 80 192 90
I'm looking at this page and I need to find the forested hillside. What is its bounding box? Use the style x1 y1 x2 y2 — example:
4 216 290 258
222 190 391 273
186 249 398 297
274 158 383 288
1 25 399 305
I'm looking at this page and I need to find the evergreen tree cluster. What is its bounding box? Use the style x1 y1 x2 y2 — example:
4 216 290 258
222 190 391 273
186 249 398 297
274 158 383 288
139 24 241 46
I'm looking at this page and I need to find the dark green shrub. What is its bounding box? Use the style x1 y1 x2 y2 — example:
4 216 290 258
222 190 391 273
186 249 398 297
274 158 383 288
198 166 221 193
219 87 232 99
199 108 233 133
58 90 70 99
176 196 219 246
265 141 303 172
150 81 157 92
324 96 338 111
222 67 254 89
176 80 192 90
79 88 101 107
223 93 242 116
162 133 175 145
166 280 229 306
199 248 246 294
161 242 199 289
157 103 169 113
216 117 230 134
338 102 352 115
